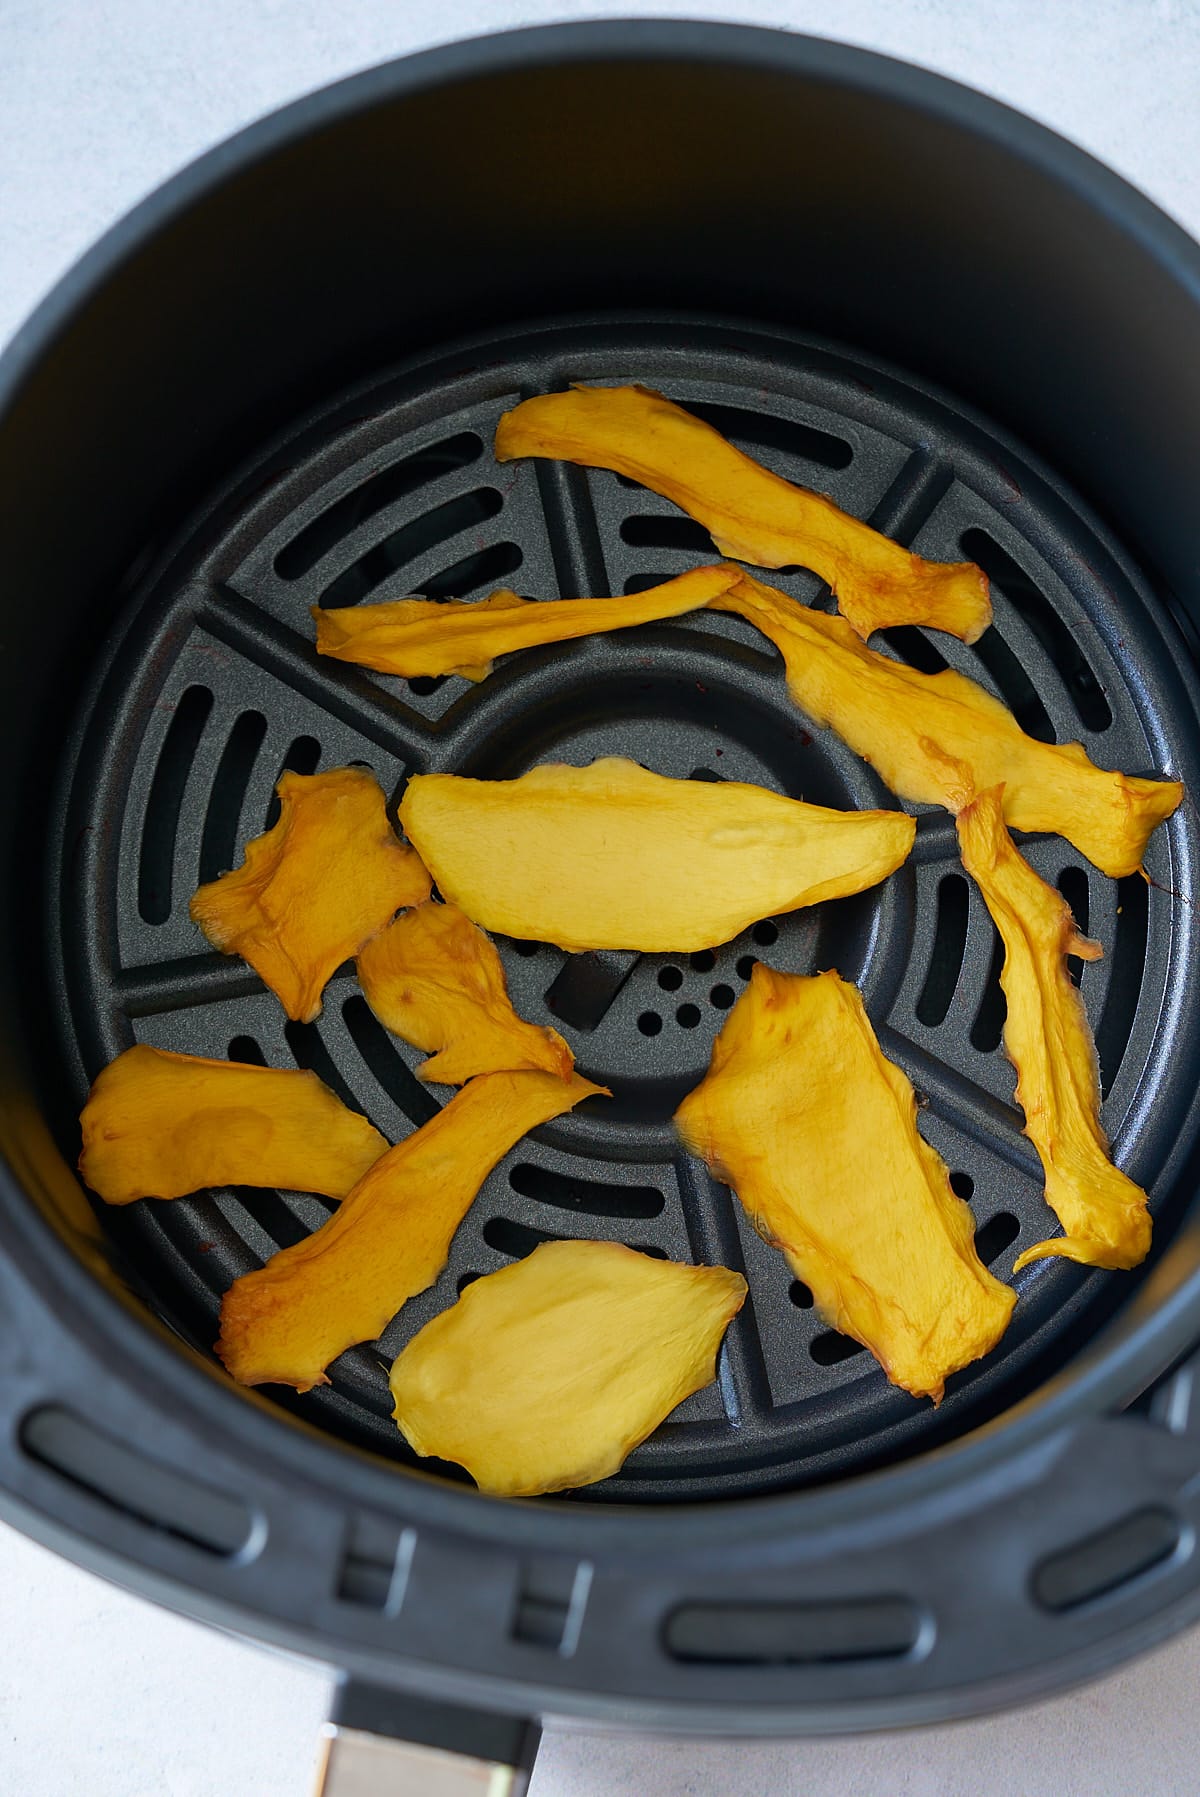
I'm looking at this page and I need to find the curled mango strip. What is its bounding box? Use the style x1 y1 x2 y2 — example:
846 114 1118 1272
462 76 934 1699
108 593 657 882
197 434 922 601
713 571 1182 880
217 1068 608 1390
78 1044 387 1204
190 767 431 1023
957 785 1150 1270
675 966 1015 1403
390 1239 747 1496
358 899 573 1085
495 383 991 642
399 756 915 954
312 565 739 679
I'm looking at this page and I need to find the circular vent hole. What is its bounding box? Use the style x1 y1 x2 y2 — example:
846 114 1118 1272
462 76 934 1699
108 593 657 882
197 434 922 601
789 1280 814 1309
408 676 443 696
658 966 684 992
974 1211 1021 1268
690 950 716 973
676 1003 702 1029
736 955 757 980
752 920 779 947
949 1171 975 1200
457 1270 482 1294
510 939 540 958
638 1011 663 1037
810 1331 866 1366
710 984 735 1010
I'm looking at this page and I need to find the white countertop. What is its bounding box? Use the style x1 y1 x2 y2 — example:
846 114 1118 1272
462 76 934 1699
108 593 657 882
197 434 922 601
3 3 1200 1792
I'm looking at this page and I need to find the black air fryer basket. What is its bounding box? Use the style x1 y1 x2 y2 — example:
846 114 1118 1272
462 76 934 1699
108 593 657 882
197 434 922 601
4 21 1200 1786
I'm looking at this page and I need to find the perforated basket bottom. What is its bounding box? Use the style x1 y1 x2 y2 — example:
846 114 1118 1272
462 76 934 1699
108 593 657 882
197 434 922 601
48 317 1200 1500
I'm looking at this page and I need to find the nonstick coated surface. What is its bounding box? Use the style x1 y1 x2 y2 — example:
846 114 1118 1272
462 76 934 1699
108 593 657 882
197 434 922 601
48 318 1200 1501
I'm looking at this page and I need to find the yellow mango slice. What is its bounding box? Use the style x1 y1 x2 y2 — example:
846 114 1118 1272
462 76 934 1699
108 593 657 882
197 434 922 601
715 572 1182 879
78 1044 387 1204
312 565 740 679
957 785 1150 1270
190 767 431 1023
217 1069 608 1389
390 1239 747 1496
675 967 1016 1402
399 758 914 954
495 384 991 642
357 899 573 1084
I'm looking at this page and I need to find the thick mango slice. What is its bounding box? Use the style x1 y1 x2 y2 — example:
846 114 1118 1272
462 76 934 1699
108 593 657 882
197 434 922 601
313 565 739 679
190 767 430 1023
390 1239 747 1496
675 967 1016 1402
399 758 914 954
495 384 991 642
716 572 1182 879
957 786 1150 1270
79 1044 387 1204
358 900 572 1085
217 1069 607 1389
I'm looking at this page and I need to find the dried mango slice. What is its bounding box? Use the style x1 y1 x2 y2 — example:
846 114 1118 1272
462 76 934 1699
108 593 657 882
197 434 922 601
217 1069 608 1390
715 572 1182 879
390 1239 747 1496
495 384 991 642
675 967 1015 1402
79 1044 387 1204
957 785 1149 1270
190 767 430 1023
399 757 914 954
358 900 573 1085
312 565 739 679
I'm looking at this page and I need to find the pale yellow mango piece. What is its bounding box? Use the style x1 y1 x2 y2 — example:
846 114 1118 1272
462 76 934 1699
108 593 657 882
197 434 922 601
390 1239 747 1495
957 785 1150 1270
399 757 914 954
190 767 431 1023
78 1044 387 1205
714 572 1182 880
312 565 740 679
357 899 572 1085
495 384 991 642
675 966 1016 1402
217 1069 608 1390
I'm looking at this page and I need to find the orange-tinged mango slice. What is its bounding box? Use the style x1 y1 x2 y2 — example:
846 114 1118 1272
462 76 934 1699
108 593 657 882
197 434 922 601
190 767 430 1023
495 384 991 642
675 966 1016 1402
390 1239 747 1496
957 785 1150 1270
399 757 914 954
357 899 572 1085
78 1044 387 1204
312 565 740 680
217 1068 608 1390
715 572 1182 879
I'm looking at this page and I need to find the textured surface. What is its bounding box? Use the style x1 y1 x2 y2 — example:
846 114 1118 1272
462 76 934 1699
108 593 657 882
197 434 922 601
6 1 1200 1793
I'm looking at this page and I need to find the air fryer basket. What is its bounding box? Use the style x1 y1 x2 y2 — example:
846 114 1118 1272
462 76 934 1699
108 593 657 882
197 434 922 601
4 20 1200 1748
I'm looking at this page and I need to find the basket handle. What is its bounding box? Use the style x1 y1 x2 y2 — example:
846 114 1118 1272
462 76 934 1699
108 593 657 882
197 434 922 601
313 1682 540 1797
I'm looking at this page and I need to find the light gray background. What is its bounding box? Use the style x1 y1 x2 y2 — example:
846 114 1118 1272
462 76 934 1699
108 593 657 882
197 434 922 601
3 2 1200 1792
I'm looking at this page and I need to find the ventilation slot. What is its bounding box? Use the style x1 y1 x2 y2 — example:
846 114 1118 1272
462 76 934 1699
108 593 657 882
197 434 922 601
1058 865 1092 987
320 488 505 608
199 710 268 883
1033 1507 1181 1612
1095 872 1149 1096
232 1187 316 1250
619 515 716 554
970 626 1055 743
915 874 969 1027
342 994 439 1125
970 925 1008 1054
20 1405 257 1558
284 1017 364 1115
974 1211 1021 1267
274 432 483 579
264 734 322 828
810 1330 867 1366
417 539 524 601
624 571 673 594
789 1280 814 1309
228 1035 266 1065
138 684 214 923
949 1171 974 1200
483 1216 665 1260
665 1596 920 1665
961 529 1112 731
683 400 853 471
881 627 948 675
508 1164 664 1219
546 951 638 1032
